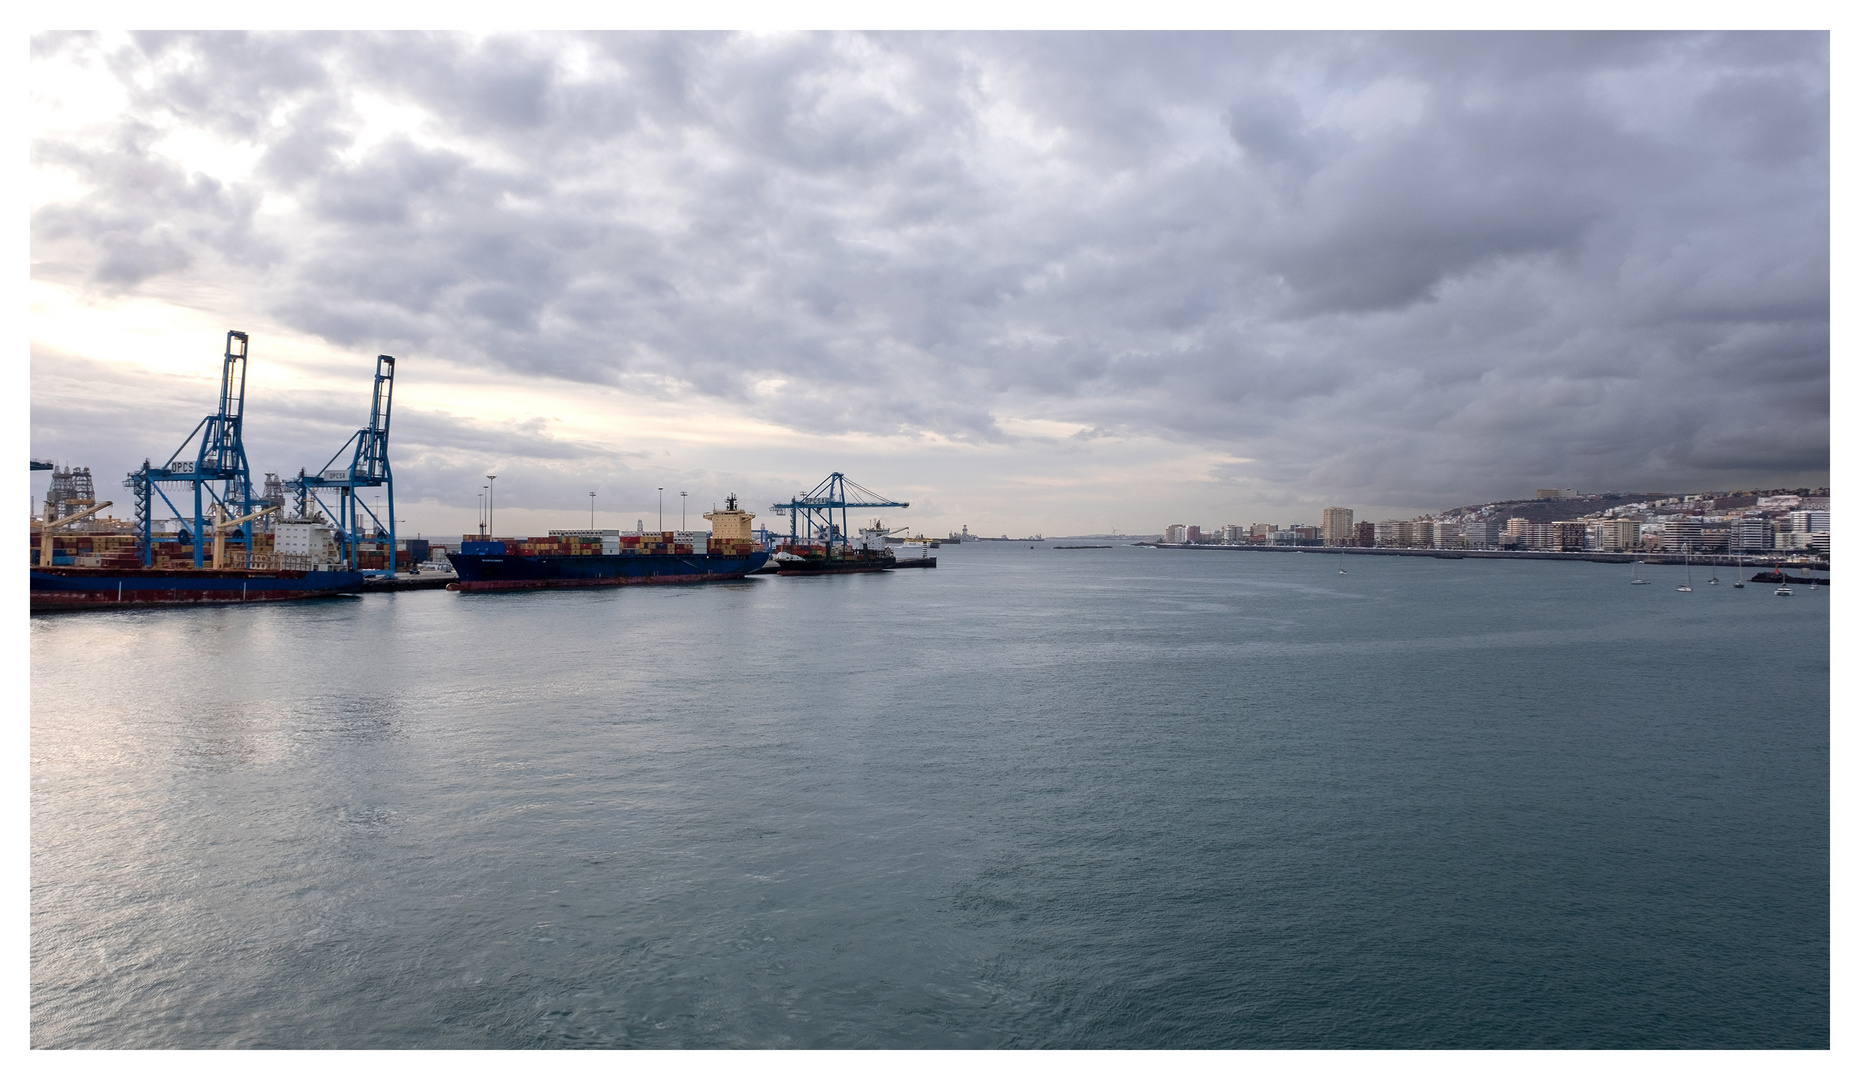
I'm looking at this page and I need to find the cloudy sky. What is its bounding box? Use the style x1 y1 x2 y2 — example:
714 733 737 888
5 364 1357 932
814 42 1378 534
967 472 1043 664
29 30 1828 537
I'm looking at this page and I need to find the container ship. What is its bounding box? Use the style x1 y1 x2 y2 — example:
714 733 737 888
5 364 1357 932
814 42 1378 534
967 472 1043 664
446 495 769 591
30 468 367 611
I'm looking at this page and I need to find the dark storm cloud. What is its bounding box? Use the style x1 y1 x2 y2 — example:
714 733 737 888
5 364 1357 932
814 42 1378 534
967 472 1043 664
31 30 1828 509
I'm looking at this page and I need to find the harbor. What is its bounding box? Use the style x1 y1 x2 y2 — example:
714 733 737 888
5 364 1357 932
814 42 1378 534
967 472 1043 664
30 334 941 613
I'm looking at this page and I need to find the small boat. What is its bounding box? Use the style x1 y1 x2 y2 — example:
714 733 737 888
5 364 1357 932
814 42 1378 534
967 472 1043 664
1676 554 1693 592
1630 561 1649 585
1733 555 1745 588
1776 583 1793 596
1338 554 1347 575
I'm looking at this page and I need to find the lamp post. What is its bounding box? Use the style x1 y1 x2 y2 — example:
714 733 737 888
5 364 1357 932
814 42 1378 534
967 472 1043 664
478 488 486 537
658 487 663 534
589 491 597 530
680 490 687 532
486 475 497 537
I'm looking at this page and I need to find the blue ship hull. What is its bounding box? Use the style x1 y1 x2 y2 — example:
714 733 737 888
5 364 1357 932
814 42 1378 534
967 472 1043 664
31 566 367 611
448 548 770 591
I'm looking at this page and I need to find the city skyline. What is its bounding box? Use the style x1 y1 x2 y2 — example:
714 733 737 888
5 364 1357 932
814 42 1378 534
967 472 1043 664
30 31 1829 537
1154 486 1830 554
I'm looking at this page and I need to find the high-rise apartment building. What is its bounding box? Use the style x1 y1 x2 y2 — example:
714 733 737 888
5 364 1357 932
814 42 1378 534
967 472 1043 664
1732 519 1774 552
1461 521 1494 549
1789 510 1830 535
1596 519 1640 552
1353 521 1377 547
1409 518 1435 548
1164 524 1187 544
1662 520 1703 552
1551 521 1588 552
1322 507 1354 546
1185 525 1202 543
1513 522 1555 550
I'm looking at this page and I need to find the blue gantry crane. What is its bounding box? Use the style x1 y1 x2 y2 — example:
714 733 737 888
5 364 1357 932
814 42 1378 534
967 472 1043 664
125 330 257 567
771 473 908 546
293 354 398 575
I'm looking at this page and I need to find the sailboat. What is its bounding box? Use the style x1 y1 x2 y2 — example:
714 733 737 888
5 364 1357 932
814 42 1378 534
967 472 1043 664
1774 561 1792 596
1630 559 1649 585
1338 552 1347 575
1733 554 1745 588
1676 554 1693 592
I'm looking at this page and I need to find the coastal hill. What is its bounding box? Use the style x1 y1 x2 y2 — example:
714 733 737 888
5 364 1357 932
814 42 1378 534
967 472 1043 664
1437 493 1668 524
1438 487 1824 524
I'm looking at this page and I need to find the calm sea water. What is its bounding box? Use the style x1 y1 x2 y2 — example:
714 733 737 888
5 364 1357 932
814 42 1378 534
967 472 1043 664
30 543 1829 1048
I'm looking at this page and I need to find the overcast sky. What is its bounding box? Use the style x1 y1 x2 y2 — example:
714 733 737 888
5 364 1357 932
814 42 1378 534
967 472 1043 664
29 31 1828 536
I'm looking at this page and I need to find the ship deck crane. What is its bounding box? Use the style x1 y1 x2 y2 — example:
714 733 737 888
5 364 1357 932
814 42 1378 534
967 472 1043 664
37 501 113 567
210 503 280 570
770 473 908 547
293 354 397 575
125 331 256 568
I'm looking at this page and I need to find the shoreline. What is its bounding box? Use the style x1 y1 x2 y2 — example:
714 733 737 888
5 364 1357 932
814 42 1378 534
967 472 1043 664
1139 543 1830 573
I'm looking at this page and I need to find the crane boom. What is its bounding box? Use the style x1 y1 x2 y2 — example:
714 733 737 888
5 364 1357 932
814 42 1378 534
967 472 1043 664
211 503 280 569
38 501 113 567
770 472 909 546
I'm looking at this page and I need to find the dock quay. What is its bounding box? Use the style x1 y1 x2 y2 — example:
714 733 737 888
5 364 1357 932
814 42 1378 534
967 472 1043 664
1142 543 1829 573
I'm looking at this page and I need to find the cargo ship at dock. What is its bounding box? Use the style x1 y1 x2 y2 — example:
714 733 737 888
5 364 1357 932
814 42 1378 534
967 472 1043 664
446 495 768 592
30 463 369 612
765 522 931 575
